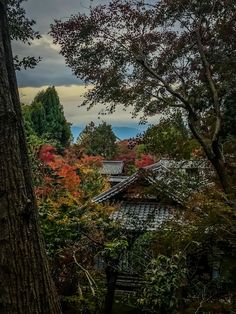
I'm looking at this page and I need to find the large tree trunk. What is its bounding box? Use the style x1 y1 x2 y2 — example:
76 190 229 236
0 1 62 313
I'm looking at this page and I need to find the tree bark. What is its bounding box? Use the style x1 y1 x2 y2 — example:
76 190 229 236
104 264 118 314
0 1 62 313
188 115 231 195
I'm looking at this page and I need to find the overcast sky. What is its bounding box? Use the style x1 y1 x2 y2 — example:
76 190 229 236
13 0 155 128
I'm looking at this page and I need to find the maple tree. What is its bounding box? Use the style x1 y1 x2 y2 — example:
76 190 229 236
37 145 108 199
135 154 154 168
51 0 236 195
114 140 138 174
35 144 122 313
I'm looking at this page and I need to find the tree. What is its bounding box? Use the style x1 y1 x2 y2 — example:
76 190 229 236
22 87 72 148
0 1 61 313
223 87 236 138
143 113 200 160
36 144 118 313
135 154 154 168
77 121 117 159
7 0 41 69
51 0 236 194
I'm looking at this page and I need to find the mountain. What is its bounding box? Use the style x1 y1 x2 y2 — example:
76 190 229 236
71 126 83 141
112 126 144 139
71 125 146 141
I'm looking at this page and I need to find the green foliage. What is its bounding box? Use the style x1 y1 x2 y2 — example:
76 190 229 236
143 113 200 159
114 188 236 313
78 166 108 200
33 145 119 308
22 87 72 148
39 197 80 256
138 255 187 314
30 101 46 136
77 121 117 159
102 238 128 260
50 0 236 192
62 291 104 314
34 87 72 147
7 0 41 69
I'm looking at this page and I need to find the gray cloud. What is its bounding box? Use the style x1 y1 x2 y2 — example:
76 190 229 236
12 0 109 87
22 0 108 34
13 35 83 87
14 0 160 127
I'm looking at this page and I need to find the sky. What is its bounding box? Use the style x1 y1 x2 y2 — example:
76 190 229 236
13 0 156 129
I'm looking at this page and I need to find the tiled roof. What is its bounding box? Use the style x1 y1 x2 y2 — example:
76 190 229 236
109 176 129 183
112 202 171 231
92 169 144 203
145 159 208 170
101 160 124 175
93 159 209 204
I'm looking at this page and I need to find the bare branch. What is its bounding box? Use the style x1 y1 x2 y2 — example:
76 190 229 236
73 250 98 296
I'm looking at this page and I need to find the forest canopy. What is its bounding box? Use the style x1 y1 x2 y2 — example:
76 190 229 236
51 0 236 194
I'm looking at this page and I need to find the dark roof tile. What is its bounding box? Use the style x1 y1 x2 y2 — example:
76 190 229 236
112 202 171 231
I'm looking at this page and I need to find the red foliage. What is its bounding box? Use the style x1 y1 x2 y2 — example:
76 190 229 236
39 145 56 163
36 145 81 197
78 155 103 168
135 154 155 168
48 157 81 195
63 145 83 164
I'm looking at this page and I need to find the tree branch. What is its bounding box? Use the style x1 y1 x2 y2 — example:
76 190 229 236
188 113 214 160
73 250 98 296
196 20 222 147
137 57 196 117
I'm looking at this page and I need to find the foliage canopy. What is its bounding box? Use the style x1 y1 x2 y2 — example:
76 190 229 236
77 121 117 159
22 86 72 148
51 0 236 194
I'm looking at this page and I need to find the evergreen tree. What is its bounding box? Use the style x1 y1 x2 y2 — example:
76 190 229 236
30 101 46 136
77 121 117 159
23 86 72 148
34 86 72 147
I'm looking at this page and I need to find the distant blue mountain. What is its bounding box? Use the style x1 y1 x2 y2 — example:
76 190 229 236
113 126 144 140
71 125 146 142
71 126 83 141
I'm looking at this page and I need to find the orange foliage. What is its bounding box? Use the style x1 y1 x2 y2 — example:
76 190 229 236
77 155 103 168
36 145 106 199
37 145 81 197
135 154 155 168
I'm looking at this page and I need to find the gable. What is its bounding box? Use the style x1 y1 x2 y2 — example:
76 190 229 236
93 159 209 205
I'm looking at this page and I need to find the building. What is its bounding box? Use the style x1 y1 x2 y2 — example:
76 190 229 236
100 160 129 186
93 159 210 293
94 159 208 231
